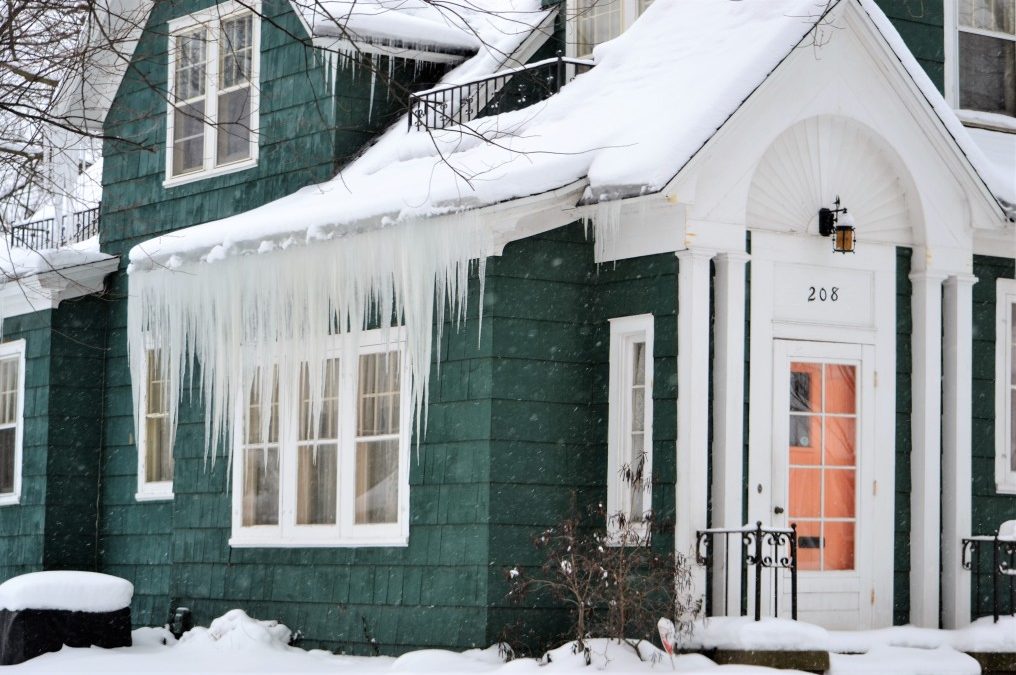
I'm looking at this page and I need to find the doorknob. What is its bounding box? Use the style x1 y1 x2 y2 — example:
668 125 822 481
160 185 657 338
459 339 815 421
774 506 785 515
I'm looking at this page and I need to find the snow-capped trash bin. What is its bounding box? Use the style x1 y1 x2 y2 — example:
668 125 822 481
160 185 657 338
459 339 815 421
0 571 133 665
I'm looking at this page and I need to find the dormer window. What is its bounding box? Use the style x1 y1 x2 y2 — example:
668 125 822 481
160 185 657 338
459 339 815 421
166 1 260 185
958 0 1015 117
569 0 653 58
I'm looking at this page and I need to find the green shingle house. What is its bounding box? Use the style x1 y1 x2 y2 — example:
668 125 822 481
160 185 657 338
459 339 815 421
1 0 1015 654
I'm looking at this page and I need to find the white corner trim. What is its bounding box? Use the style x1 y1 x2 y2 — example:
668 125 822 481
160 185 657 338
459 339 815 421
910 270 946 628
675 248 713 600
0 257 119 319
995 278 1016 494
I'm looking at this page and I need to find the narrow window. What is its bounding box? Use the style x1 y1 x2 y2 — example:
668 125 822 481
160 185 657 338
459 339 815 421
958 0 1016 117
172 27 208 176
242 368 280 526
296 359 339 525
0 342 24 505
136 348 174 499
997 278 1016 492
216 13 254 165
607 314 654 541
355 352 401 525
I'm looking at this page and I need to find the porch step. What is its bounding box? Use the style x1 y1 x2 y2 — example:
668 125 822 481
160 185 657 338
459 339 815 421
699 648 830 673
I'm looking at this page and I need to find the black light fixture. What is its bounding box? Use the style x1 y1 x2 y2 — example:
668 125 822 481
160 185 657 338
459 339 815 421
818 196 856 254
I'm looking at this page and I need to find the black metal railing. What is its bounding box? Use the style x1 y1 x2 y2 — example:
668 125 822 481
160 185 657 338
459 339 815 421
696 521 799 621
8 205 100 251
408 55 594 132
962 533 1016 622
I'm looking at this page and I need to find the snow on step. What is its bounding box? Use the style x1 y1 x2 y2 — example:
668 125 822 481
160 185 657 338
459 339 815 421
0 571 133 613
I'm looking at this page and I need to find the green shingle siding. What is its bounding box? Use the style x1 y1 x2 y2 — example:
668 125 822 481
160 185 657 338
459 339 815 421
894 247 912 625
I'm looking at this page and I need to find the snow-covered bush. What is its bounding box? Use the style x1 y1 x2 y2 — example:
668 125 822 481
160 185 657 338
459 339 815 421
506 502 700 662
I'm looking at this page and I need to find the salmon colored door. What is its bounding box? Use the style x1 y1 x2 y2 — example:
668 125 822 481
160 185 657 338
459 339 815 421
772 340 874 629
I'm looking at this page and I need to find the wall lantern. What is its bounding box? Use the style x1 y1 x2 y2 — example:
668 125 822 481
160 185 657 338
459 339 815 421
818 197 856 254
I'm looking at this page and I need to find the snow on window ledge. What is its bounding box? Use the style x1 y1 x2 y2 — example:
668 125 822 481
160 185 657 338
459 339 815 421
957 109 1016 134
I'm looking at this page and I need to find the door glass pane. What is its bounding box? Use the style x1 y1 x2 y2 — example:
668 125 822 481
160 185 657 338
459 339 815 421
789 468 821 518
824 417 856 466
787 360 857 571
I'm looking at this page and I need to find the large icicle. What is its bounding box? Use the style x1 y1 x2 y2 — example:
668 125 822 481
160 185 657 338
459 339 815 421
127 213 489 462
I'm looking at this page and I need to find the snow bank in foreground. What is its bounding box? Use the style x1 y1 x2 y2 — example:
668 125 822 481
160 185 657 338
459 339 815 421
829 645 980 675
685 617 829 652
0 571 132 613
9 608 1015 674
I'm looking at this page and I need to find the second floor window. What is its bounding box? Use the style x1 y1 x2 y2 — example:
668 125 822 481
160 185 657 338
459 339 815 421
167 2 260 182
958 0 1016 117
570 0 653 58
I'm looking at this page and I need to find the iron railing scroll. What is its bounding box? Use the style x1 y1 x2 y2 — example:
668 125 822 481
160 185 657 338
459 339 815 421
962 530 1016 622
696 521 798 621
408 55 595 132
7 205 100 251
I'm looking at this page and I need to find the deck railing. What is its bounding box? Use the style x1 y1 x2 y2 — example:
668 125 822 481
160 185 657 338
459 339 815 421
696 521 799 621
408 55 594 132
8 205 100 251
962 533 1016 622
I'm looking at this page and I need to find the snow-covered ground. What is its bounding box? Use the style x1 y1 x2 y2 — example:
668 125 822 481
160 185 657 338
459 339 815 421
5 609 1014 674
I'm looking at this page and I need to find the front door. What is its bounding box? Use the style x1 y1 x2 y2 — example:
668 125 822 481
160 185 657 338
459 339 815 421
772 340 875 629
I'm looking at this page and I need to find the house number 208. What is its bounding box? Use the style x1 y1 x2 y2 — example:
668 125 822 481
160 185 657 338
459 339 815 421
807 286 839 302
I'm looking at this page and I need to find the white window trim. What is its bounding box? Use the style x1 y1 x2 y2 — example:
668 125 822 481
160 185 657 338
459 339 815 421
564 0 646 59
164 0 261 188
0 340 26 507
606 314 653 543
995 278 1016 493
945 0 1016 131
229 328 411 548
136 344 173 502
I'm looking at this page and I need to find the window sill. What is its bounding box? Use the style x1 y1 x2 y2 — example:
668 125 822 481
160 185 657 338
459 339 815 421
135 486 174 502
0 494 20 507
995 481 1016 496
228 535 409 549
957 109 1016 135
163 158 257 189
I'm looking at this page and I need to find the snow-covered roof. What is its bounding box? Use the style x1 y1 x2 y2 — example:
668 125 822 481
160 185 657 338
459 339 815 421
293 0 486 54
129 0 1015 272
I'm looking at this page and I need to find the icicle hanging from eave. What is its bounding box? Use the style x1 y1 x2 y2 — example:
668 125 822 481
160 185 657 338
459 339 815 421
126 213 491 464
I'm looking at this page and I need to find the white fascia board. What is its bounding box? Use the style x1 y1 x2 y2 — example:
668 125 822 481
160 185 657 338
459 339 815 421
0 257 119 319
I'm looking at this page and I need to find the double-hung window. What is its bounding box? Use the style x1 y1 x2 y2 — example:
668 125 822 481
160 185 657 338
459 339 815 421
231 330 410 547
607 314 654 542
996 278 1016 493
167 1 260 184
955 0 1016 118
568 0 654 58
0 340 25 507
136 348 174 500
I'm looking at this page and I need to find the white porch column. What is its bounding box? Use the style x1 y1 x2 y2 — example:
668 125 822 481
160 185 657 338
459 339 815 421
710 251 748 615
942 274 976 628
910 270 945 628
676 249 714 600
